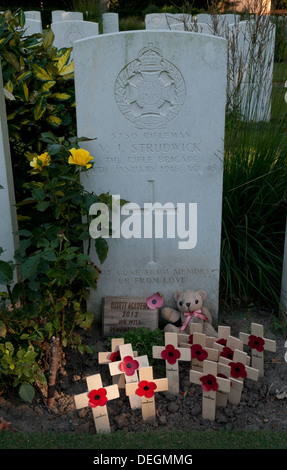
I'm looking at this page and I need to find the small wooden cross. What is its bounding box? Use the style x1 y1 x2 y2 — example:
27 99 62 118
98 338 137 388
108 343 149 408
178 323 203 347
214 326 231 348
219 349 259 404
213 334 244 362
152 332 192 394
74 373 119 433
125 366 168 421
216 361 232 408
190 360 230 421
190 332 218 372
239 323 276 377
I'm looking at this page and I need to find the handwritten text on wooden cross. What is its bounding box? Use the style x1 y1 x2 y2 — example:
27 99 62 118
239 323 276 377
126 366 168 421
190 360 231 421
219 348 259 404
152 332 191 394
98 338 137 388
190 332 218 372
74 373 119 433
108 343 149 408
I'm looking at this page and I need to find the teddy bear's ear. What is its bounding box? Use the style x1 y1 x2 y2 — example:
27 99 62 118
174 290 183 301
198 290 207 301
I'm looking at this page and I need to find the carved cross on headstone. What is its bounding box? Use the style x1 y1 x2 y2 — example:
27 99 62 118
190 332 218 372
98 338 137 388
239 323 276 377
125 366 168 421
190 360 231 421
219 349 259 404
152 332 191 394
74 373 119 433
108 343 149 408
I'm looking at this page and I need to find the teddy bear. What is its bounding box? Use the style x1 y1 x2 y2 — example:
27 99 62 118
161 289 218 337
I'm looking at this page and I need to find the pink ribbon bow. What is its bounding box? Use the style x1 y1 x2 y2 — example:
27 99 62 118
180 310 208 331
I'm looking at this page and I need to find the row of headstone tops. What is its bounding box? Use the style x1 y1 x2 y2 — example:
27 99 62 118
2 10 284 39
74 322 276 433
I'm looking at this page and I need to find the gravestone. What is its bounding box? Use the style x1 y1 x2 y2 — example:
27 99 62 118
24 11 41 21
23 19 42 36
0 62 18 287
51 20 99 50
73 31 227 324
51 10 65 23
102 13 119 34
52 11 84 22
227 19 275 122
145 13 178 29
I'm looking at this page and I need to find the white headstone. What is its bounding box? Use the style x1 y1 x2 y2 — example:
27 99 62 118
145 13 180 30
52 10 65 23
228 19 275 122
196 14 212 24
73 31 227 324
52 11 84 22
24 11 41 21
51 20 99 50
102 13 119 33
61 11 84 21
0 62 18 286
23 19 42 36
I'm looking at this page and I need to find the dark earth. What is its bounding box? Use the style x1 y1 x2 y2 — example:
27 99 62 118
0 308 287 436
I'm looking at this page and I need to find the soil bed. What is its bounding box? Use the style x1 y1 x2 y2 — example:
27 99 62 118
0 309 286 435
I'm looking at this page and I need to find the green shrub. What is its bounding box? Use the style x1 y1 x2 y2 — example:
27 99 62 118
0 10 76 200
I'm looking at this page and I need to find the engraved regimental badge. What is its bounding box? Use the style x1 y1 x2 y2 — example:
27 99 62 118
114 44 186 129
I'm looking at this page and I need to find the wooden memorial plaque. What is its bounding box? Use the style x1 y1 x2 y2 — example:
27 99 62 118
102 296 159 337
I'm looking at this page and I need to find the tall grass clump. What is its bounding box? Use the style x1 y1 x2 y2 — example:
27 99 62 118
220 12 287 309
172 4 287 308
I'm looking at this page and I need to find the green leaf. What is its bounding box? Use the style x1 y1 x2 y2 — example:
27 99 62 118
19 383 35 403
11 282 24 302
17 9 26 28
42 28 54 50
33 96 46 121
21 255 40 280
32 64 53 82
0 260 13 284
95 237 109 264
36 201 50 212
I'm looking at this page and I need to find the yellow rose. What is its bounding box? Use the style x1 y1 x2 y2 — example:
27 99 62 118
68 148 94 169
30 152 51 172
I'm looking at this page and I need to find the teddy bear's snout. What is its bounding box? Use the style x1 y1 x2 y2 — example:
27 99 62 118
186 303 191 308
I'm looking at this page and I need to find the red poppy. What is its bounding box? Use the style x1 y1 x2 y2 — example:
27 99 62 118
119 355 139 376
188 335 193 344
200 374 219 392
88 388 108 408
190 344 208 362
228 361 247 379
220 346 234 360
216 338 227 346
248 334 265 352
136 380 157 398
110 350 121 362
146 293 164 310
161 344 181 365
